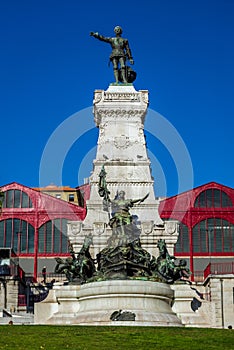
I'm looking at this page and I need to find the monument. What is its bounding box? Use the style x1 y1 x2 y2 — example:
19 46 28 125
34 27 192 326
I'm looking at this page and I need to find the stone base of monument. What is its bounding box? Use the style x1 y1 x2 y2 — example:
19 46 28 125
171 283 213 328
71 280 182 326
35 280 183 326
34 284 81 325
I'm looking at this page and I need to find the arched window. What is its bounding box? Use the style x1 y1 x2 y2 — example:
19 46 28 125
193 218 234 253
2 190 33 208
174 222 190 253
194 189 232 208
38 219 68 254
0 219 34 254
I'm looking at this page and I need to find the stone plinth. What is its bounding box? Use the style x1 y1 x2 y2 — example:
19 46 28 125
74 280 182 326
35 280 182 326
171 283 213 328
35 284 80 325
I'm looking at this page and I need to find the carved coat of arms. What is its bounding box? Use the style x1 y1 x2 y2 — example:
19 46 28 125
69 222 82 236
93 222 106 235
165 221 177 235
114 135 130 149
141 221 154 235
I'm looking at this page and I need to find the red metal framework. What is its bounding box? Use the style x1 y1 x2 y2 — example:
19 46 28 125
159 182 234 226
159 182 234 279
204 262 234 280
0 182 86 280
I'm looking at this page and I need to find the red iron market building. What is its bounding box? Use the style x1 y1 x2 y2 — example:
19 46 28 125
0 181 233 282
0 182 86 281
159 181 234 280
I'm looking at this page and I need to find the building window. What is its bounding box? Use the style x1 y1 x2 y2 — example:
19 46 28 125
193 218 234 253
194 189 232 208
55 194 61 199
68 194 74 202
174 223 190 253
2 190 33 208
38 219 68 254
0 219 34 254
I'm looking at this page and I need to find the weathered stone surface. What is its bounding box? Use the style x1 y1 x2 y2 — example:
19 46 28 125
36 280 182 326
68 85 179 255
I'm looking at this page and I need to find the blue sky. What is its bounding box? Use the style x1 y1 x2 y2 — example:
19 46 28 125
0 0 233 197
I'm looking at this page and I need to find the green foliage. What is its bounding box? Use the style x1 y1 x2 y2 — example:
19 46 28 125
0 326 233 350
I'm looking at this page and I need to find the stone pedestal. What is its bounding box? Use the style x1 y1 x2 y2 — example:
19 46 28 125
68 85 179 257
171 283 213 327
35 280 182 326
35 284 81 325
74 280 182 326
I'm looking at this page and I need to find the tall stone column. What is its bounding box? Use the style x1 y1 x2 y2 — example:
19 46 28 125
68 85 179 256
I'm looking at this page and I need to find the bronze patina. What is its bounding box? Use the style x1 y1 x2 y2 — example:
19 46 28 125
54 235 95 283
55 167 191 284
90 26 136 84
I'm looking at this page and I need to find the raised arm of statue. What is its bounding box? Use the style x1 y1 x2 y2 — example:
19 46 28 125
131 193 149 205
90 31 111 43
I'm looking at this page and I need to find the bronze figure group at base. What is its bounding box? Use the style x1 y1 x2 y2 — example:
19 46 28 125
54 235 95 284
54 166 191 284
54 235 190 284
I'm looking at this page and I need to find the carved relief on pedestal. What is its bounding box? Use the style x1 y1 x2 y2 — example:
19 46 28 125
97 125 106 145
68 221 82 236
165 221 178 235
94 90 103 104
140 90 149 105
93 222 106 235
96 108 146 121
141 221 154 235
103 92 140 102
114 135 130 149
138 125 146 144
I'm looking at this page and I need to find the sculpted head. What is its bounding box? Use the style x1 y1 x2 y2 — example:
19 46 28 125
118 190 125 199
114 26 123 35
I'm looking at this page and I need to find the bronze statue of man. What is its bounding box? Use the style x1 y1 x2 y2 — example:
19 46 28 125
90 26 134 84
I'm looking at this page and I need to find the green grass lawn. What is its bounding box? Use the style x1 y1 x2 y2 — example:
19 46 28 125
0 326 233 350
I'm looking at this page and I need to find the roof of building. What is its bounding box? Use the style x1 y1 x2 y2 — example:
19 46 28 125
159 181 234 225
0 182 86 226
33 184 77 192
160 181 233 207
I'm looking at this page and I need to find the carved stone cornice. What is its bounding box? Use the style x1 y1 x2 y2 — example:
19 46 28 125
93 87 149 127
93 89 149 104
94 108 146 126
89 181 154 186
